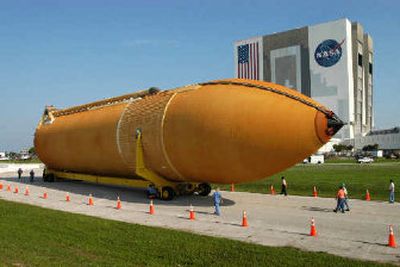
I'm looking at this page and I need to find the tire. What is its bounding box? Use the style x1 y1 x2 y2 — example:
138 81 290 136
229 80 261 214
47 174 55 182
176 183 197 195
161 187 175 201
198 183 212 196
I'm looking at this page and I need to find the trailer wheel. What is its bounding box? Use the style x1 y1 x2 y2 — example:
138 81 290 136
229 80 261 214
161 187 175 201
47 174 55 182
198 183 211 196
43 173 54 182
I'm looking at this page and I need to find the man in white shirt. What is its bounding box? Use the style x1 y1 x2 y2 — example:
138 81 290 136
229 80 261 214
280 176 287 196
389 179 395 204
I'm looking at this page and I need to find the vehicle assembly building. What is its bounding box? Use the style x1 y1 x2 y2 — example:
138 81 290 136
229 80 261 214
234 18 373 141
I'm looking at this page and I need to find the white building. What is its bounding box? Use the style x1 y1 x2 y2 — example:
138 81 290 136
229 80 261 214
355 127 400 152
0 152 10 161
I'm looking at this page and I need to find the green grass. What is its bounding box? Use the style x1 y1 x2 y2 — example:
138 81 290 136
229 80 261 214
0 158 42 164
0 199 392 267
217 162 400 202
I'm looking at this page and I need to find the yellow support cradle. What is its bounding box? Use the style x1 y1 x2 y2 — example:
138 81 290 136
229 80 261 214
135 129 178 199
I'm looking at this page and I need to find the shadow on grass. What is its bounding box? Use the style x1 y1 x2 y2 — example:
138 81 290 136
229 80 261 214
0 176 236 207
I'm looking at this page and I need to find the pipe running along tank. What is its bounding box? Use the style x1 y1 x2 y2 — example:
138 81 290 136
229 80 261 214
35 79 344 200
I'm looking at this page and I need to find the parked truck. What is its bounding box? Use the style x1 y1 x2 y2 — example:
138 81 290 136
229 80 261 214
303 155 324 164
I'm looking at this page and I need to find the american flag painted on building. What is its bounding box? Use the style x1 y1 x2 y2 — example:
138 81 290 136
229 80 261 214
237 41 260 80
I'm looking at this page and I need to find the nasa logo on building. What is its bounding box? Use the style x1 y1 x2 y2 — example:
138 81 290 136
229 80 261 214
314 39 344 67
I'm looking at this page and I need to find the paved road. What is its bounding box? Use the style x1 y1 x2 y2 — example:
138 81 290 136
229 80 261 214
1 167 400 265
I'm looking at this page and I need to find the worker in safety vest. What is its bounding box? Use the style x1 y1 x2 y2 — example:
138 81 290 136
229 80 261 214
334 186 346 213
342 183 350 211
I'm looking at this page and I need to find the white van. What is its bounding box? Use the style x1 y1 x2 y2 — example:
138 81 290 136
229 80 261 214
303 155 324 164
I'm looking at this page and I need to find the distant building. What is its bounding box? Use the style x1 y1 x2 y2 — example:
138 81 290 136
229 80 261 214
234 18 373 140
19 148 31 160
0 152 9 161
355 127 400 154
317 138 342 154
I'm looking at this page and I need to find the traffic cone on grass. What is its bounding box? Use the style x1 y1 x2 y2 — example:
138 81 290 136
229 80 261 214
313 186 318 198
365 189 371 201
310 217 317 236
24 186 29 196
230 183 235 192
270 185 276 195
88 194 94 206
43 192 48 199
189 204 195 220
388 225 396 248
241 211 249 227
14 186 19 194
116 196 122 210
66 192 70 202
149 200 155 215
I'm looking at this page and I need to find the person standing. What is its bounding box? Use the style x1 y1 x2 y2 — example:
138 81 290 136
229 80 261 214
334 186 346 213
280 176 287 196
342 183 350 211
29 170 35 183
389 179 395 204
146 184 158 199
17 168 23 180
213 187 222 215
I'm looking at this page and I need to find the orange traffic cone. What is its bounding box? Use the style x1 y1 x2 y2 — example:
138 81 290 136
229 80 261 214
270 185 276 195
310 217 317 236
66 192 70 202
242 211 249 227
24 186 29 196
14 186 19 194
365 189 371 201
0 182 3 190
43 192 48 199
7 184 11 192
388 225 397 248
313 186 318 198
230 183 235 192
88 194 94 206
189 204 195 220
116 196 122 210
149 199 155 215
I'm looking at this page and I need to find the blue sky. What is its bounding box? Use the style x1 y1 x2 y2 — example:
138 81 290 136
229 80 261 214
0 0 399 151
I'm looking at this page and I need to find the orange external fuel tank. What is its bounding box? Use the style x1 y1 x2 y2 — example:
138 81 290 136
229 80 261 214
35 79 343 193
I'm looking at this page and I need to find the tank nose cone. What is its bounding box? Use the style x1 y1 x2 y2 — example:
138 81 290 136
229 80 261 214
315 110 345 144
326 112 345 136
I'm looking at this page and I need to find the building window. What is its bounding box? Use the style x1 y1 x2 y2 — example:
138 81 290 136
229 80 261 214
369 63 373 74
358 53 363 67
